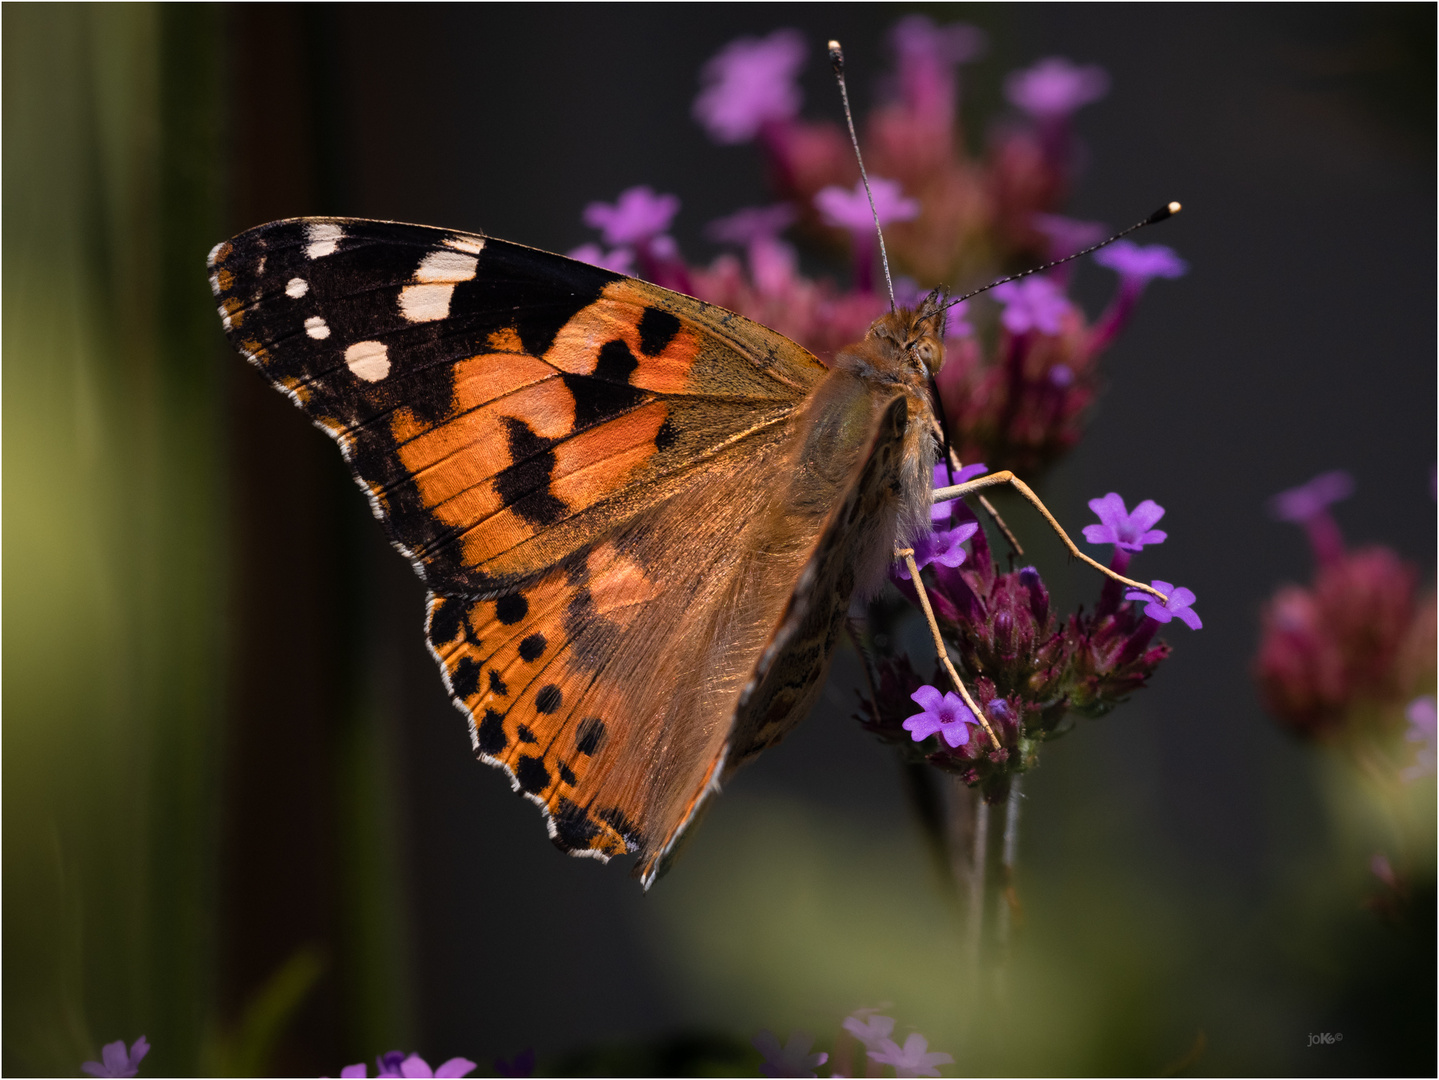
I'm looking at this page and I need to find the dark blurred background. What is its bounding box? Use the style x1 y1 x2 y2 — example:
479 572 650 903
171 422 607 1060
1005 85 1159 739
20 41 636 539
5 4 1434 1077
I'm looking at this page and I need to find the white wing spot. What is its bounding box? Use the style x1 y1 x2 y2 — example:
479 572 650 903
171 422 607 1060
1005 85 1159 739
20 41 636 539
443 234 486 256
305 316 330 340
286 277 309 298
399 283 455 323
345 340 390 381
415 249 479 283
206 241 225 267
305 222 344 259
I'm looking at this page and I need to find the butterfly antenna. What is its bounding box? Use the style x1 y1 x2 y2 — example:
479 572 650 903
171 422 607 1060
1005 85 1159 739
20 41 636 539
829 39 897 312
941 201 1182 314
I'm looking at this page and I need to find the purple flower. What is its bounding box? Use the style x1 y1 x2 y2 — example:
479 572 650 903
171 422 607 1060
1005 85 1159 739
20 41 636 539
903 685 980 749
582 186 680 246
931 461 988 524
1082 492 1168 551
344 1052 477 1078
1033 213 1108 259
494 1048 536 1078
707 204 796 245
1269 470 1354 523
1125 580 1202 630
693 30 806 144
867 1032 955 1078
991 276 1070 335
889 16 986 126
898 520 980 579
1093 240 1189 284
565 242 635 276
752 1030 828 1078
1004 57 1110 119
82 1037 149 1078
814 177 920 231
841 1010 896 1051
1403 696 1436 781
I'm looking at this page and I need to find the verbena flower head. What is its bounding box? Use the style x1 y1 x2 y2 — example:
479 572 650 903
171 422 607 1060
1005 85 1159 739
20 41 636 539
1125 581 1202 629
1005 57 1110 119
904 685 981 748
991 276 1070 335
694 29 806 144
1083 492 1167 551
1402 696 1437 780
1269 470 1354 523
82 1037 149 1078
888 15 985 127
1093 240 1188 285
341 1051 477 1078
867 1032 955 1078
582 186 680 246
752 1029 828 1078
814 177 920 232
707 203 796 245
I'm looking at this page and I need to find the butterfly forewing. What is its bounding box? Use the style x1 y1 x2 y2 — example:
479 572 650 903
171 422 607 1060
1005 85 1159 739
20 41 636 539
211 216 913 882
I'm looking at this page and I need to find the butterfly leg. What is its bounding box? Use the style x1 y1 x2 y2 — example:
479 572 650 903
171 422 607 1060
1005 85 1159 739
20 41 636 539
894 547 1002 750
932 471 1168 604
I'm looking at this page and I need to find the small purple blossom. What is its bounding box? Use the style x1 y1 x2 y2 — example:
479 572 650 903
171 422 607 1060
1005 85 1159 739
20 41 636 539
1049 364 1074 387
867 1032 954 1078
82 1037 150 1078
693 30 806 144
931 461 988 524
1125 580 1202 630
1269 470 1354 523
565 242 636 276
991 276 1070 335
895 520 980 578
841 1010 896 1051
1004 57 1110 119
814 177 920 231
343 1051 477 1078
890 15 986 69
1082 492 1168 551
1402 696 1436 781
752 1030 827 1078
582 186 680 246
1093 240 1189 284
903 685 980 748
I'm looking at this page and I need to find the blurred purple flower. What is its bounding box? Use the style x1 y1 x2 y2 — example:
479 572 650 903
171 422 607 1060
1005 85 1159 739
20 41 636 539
1033 213 1108 259
582 186 680 246
943 298 975 339
82 1037 149 1078
753 1030 828 1078
1005 57 1110 119
344 1051 477 1078
841 1010 896 1051
903 685 980 749
707 203 796 245
991 276 1070 335
694 29 806 144
1402 695 1436 781
565 242 636 276
1269 470 1354 523
1126 580 1202 630
1093 240 1188 284
867 1032 955 1078
1083 492 1167 551
1049 364 1075 387
889 16 985 125
815 177 920 231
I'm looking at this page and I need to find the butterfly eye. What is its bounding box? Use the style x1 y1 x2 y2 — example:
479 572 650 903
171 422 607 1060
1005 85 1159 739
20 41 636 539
914 340 939 372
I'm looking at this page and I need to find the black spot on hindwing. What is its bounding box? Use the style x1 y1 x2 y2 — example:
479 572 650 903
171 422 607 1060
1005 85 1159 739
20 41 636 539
575 717 606 756
535 684 563 714
477 709 507 755
516 724 538 743
495 592 529 625
429 597 463 645
515 755 551 794
560 372 645 429
518 633 547 661
551 797 600 850
488 669 508 696
451 657 481 701
654 416 677 451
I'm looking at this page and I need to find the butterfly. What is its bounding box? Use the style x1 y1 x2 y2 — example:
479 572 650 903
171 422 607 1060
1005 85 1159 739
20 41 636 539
209 217 947 887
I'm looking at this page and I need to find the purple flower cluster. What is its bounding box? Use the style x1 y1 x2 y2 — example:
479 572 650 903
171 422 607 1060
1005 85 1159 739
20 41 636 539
1254 471 1436 746
567 22 1185 476
340 1050 478 1077
862 484 1195 801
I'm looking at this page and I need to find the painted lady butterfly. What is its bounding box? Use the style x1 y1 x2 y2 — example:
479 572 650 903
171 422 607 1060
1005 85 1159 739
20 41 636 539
209 218 946 887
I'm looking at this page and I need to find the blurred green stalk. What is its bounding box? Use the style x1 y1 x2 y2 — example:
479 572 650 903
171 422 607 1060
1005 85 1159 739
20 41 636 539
3 5 225 1073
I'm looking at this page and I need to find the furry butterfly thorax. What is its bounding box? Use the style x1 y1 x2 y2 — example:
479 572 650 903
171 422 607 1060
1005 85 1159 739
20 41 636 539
210 218 945 887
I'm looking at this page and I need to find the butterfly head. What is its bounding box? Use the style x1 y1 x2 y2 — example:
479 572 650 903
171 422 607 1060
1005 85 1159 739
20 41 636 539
850 288 949 386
